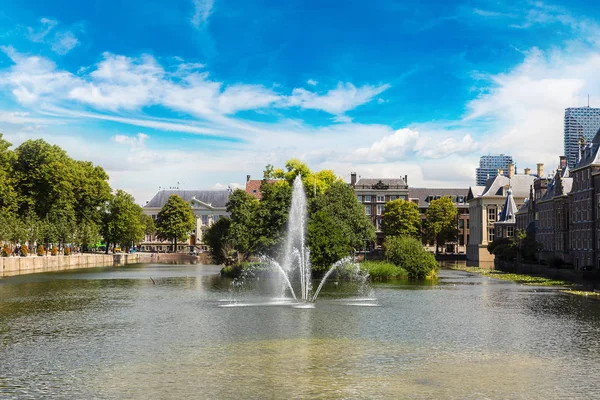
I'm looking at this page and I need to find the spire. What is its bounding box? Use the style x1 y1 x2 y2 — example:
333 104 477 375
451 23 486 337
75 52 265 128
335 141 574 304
498 187 517 223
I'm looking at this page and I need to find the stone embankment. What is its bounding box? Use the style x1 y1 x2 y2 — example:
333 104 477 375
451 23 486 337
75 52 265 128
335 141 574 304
495 259 600 289
0 252 208 278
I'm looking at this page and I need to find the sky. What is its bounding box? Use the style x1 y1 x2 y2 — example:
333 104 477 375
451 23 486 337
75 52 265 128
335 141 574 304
1 0 600 204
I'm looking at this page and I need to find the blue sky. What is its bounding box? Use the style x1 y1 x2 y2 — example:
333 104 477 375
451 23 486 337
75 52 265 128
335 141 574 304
1 0 600 202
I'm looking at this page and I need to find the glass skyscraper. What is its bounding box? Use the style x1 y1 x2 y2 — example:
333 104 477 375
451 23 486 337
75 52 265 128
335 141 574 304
564 107 600 168
475 154 514 186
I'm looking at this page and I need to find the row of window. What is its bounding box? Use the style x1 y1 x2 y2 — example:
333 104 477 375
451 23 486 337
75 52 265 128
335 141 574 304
358 195 405 203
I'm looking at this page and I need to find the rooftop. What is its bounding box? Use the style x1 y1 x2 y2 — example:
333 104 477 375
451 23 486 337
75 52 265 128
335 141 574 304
145 190 231 209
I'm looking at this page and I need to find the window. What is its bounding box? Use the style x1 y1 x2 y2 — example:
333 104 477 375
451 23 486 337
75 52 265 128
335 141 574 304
365 196 372 202
377 195 385 203
458 219 464 229
390 196 397 201
365 205 371 215
488 228 495 242
507 226 514 237
151 214 156 220
357 195 362 202
488 207 497 222
202 215 209 225
377 205 384 215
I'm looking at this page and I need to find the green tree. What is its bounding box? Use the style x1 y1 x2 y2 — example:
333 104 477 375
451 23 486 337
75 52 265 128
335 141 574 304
140 213 156 237
308 181 376 266
424 196 458 255
155 194 195 253
254 181 292 255
226 189 260 259
384 236 439 279
103 190 145 252
0 134 17 213
203 217 231 264
382 199 421 238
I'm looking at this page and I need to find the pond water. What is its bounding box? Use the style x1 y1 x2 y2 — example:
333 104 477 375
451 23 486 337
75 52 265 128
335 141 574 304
1 264 600 399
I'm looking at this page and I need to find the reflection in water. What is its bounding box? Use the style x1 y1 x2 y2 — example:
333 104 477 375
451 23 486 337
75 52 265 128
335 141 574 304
1 265 600 399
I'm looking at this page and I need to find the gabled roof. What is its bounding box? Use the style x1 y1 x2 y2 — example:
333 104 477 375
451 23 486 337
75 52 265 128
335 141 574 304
407 188 469 207
516 197 532 215
467 186 485 200
144 190 230 209
480 174 535 198
573 128 600 170
496 188 517 225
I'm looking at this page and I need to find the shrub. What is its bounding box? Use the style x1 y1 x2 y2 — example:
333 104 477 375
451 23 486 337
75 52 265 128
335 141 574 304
37 245 45 256
1 244 10 257
384 236 439 279
20 245 28 257
361 261 407 281
64 247 71 256
51 247 58 256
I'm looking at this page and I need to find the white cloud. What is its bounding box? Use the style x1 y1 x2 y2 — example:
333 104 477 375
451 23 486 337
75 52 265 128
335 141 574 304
307 79 318 86
287 82 390 116
112 132 149 147
26 18 80 55
51 31 80 55
191 0 214 28
27 18 58 42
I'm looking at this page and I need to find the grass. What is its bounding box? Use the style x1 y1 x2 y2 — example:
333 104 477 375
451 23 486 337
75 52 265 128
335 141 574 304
560 290 600 298
360 261 408 281
446 265 570 287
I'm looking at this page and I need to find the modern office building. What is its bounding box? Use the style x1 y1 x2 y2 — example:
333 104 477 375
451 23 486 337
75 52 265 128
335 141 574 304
564 106 600 168
475 154 515 185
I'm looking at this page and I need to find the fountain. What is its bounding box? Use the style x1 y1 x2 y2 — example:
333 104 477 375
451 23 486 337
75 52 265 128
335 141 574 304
226 175 372 308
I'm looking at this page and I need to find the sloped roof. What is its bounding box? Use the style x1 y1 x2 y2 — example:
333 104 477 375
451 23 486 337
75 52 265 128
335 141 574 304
145 190 230 209
467 186 486 200
408 188 469 207
573 129 600 170
354 178 407 188
516 198 532 215
481 174 535 198
496 189 518 224
245 179 278 199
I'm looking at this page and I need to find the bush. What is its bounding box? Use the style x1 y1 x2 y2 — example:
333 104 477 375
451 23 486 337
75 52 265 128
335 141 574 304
37 245 45 256
361 261 407 281
20 245 28 257
64 247 71 256
1 244 10 257
51 247 58 256
384 236 439 279
548 256 564 269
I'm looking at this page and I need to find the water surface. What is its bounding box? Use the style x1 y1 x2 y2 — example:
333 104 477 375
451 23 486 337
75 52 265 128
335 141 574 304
1 264 600 399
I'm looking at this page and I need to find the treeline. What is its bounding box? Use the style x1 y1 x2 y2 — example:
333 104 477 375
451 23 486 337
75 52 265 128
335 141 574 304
0 134 155 255
204 159 376 268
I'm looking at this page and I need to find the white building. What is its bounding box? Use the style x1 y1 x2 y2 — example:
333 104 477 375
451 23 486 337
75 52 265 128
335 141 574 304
141 190 230 252
475 154 515 186
564 107 600 168
467 164 536 266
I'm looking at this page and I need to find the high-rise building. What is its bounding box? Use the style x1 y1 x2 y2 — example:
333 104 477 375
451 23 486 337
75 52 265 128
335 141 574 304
475 154 514 186
564 107 600 168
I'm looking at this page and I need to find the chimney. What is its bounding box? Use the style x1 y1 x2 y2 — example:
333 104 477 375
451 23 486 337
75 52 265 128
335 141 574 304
404 175 408 185
524 168 531 175
246 175 251 182
537 163 544 177
350 172 357 187
508 163 515 178
559 156 567 170
498 167 504 177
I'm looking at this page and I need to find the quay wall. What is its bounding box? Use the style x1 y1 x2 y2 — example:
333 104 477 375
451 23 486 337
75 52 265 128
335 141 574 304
495 259 600 289
0 253 207 278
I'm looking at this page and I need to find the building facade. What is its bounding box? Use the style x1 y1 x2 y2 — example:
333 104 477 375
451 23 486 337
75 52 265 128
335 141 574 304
407 188 470 253
351 173 409 245
467 163 536 265
476 154 515 186
141 190 231 252
564 107 600 168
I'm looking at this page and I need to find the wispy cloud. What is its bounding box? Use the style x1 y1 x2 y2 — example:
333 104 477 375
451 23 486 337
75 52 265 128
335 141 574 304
307 79 318 86
191 0 214 28
25 17 80 55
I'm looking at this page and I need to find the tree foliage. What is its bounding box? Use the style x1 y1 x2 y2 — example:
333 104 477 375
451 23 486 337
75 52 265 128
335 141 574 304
424 196 458 254
103 190 146 251
155 194 195 252
203 217 231 264
382 199 421 238
384 236 439 279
